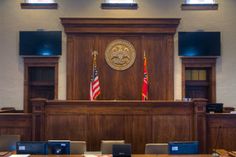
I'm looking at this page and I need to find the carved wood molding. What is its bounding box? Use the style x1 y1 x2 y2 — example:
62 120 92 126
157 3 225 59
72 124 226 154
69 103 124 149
60 18 181 34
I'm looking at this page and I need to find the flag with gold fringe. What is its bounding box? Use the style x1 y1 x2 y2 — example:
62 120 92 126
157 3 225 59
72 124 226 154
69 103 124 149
142 52 148 101
90 51 101 101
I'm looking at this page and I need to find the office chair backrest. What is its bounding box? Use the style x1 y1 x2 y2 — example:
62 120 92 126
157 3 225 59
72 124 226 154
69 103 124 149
145 143 168 154
168 141 199 154
70 141 86 154
0 134 21 151
101 140 125 154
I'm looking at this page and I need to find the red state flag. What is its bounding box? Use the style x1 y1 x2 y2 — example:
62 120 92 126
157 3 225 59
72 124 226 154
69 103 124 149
142 53 148 101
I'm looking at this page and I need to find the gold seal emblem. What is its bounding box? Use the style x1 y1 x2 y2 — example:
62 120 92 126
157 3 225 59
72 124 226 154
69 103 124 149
105 39 136 71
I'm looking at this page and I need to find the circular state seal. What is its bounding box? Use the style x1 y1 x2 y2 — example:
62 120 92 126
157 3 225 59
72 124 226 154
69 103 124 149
105 39 136 71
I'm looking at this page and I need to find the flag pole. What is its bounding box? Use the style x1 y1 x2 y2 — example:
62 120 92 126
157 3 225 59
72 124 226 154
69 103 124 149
92 51 98 78
142 50 148 101
90 50 100 101
92 50 98 64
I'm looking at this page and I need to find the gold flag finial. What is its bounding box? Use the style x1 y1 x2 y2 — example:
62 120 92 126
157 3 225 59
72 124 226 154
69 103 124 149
92 50 98 57
92 51 98 64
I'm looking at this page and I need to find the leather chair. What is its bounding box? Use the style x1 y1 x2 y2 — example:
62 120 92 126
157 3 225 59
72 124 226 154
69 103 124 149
70 141 86 154
101 140 125 154
145 143 168 154
0 134 21 151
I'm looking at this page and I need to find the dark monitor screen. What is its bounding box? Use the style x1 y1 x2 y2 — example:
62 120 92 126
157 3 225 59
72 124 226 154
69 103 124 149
178 32 221 57
19 31 62 56
48 141 70 155
16 141 48 155
168 141 199 154
112 144 131 157
206 103 223 113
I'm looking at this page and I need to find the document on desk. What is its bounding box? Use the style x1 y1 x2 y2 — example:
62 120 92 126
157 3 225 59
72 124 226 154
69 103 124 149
0 152 11 156
9 154 30 157
83 154 112 157
229 151 236 157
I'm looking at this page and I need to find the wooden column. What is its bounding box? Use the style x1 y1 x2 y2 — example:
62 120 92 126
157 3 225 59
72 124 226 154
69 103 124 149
193 98 208 153
31 98 46 141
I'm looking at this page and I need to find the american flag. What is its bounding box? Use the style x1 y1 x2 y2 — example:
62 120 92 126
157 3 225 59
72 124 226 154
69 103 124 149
90 53 101 101
142 53 148 101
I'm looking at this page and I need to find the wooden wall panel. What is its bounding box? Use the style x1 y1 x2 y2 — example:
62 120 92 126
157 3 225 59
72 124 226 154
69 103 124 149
67 35 96 100
142 35 174 100
62 18 180 100
87 115 126 151
131 115 152 153
152 115 193 142
45 114 87 140
98 35 142 100
32 100 200 153
0 114 32 140
206 114 236 152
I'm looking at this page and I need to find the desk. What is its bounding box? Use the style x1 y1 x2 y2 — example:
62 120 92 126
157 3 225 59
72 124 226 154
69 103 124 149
31 99 207 153
16 155 212 157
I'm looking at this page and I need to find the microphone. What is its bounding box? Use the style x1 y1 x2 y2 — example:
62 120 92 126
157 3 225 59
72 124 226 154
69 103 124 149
212 126 222 157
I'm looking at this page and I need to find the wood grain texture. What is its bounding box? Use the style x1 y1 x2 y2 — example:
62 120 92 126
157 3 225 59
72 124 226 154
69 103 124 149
60 18 181 34
0 113 32 140
206 114 236 152
24 57 59 113
181 58 216 103
32 100 196 153
62 18 180 100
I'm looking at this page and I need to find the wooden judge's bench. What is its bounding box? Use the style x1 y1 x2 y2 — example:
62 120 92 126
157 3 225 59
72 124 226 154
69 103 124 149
30 99 207 153
0 99 236 153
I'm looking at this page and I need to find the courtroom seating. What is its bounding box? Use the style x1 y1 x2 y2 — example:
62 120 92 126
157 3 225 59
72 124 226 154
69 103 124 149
145 143 168 154
0 134 20 151
70 141 86 154
101 140 125 154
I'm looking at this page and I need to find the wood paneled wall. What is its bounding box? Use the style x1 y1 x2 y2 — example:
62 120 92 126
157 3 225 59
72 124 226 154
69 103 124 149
0 113 32 140
61 18 180 100
206 114 236 152
31 99 208 153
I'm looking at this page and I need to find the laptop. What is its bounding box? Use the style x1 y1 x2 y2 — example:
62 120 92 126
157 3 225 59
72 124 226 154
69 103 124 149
112 144 131 157
168 141 199 154
16 141 48 155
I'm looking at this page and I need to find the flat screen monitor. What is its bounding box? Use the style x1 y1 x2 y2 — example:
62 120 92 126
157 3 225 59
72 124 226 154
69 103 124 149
206 103 223 113
48 141 70 154
16 141 48 155
112 144 131 157
178 32 221 57
19 31 62 56
168 141 199 154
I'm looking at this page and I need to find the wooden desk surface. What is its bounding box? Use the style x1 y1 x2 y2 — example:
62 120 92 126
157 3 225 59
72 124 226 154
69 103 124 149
27 155 212 157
